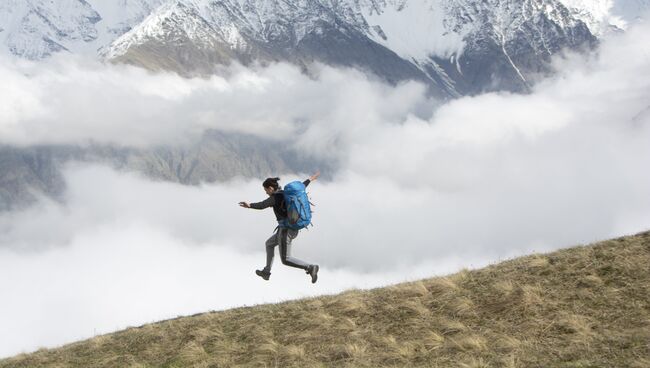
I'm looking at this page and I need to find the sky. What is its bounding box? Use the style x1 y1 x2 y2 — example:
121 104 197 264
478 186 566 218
0 20 650 359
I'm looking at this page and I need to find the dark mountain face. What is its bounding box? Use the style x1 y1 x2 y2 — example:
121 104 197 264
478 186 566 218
0 132 332 212
449 14 597 95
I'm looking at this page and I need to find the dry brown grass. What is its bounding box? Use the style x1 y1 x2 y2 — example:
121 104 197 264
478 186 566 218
2 230 649 367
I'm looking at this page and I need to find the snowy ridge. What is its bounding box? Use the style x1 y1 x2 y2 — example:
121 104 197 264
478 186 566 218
0 0 100 59
1 0 647 60
103 0 590 69
0 0 163 59
103 2 203 58
332 0 592 94
104 0 345 59
106 0 474 63
2 0 642 96
85 0 165 47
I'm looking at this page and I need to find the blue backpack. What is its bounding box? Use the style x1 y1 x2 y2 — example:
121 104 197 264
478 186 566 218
280 181 312 230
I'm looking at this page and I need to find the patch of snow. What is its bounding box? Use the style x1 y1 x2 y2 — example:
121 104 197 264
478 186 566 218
221 24 248 49
359 0 470 60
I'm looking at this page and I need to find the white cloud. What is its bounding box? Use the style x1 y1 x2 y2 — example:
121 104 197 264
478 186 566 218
0 55 429 148
0 165 483 358
1 18 650 361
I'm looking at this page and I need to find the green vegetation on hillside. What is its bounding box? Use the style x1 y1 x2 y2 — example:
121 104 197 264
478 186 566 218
3 231 649 367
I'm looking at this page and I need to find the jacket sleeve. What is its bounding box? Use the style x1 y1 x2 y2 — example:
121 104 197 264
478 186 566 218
249 196 276 210
303 179 311 188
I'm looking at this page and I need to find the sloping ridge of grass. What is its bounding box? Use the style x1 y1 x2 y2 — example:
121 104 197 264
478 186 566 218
3 231 649 368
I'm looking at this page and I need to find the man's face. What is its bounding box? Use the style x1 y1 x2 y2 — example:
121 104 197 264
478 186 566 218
264 186 275 196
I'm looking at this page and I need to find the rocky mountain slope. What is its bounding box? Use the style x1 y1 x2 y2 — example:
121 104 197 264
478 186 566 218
2 231 648 367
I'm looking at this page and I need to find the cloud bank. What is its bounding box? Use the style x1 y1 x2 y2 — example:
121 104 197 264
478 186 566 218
0 55 430 148
1 21 649 359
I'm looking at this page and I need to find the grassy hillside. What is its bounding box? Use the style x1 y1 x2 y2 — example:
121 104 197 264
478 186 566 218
3 231 649 368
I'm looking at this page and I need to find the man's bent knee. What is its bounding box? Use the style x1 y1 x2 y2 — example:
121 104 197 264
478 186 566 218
280 255 291 265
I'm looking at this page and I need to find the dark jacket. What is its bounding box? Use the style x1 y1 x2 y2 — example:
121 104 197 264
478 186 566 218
249 179 310 221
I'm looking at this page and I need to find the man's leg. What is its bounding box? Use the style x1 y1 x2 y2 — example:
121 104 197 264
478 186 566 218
278 228 311 271
263 232 279 272
256 232 278 280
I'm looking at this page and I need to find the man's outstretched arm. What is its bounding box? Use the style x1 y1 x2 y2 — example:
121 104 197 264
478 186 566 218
239 196 275 209
303 171 320 187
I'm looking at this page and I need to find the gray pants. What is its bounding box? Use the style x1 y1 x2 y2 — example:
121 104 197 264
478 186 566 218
263 227 311 272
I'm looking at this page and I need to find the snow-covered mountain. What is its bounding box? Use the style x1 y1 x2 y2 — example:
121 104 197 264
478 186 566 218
0 0 163 59
0 0 647 95
0 0 647 209
103 0 597 96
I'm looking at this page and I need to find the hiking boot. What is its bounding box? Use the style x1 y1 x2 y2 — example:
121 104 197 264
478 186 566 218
308 265 319 284
255 269 271 281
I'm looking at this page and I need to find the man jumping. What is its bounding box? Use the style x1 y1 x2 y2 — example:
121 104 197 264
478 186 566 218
239 171 320 283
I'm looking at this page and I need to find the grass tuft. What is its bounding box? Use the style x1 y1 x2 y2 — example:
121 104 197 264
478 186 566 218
447 334 488 352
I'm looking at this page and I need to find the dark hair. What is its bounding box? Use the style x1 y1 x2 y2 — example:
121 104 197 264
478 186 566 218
262 177 280 190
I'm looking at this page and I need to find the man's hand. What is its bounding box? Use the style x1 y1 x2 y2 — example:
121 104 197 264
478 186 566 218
239 202 250 208
309 171 321 182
